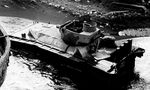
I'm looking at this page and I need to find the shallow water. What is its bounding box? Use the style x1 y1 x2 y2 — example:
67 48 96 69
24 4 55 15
1 53 77 90
0 1 75 25
128 37 150 90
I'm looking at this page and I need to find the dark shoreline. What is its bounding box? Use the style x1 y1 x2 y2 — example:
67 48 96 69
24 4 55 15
33 0 110 16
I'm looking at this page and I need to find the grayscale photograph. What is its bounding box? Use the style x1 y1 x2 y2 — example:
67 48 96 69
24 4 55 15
0 0 149 90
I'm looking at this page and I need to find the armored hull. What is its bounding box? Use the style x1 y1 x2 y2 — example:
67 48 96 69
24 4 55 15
7 21 144 76
0 17 144 89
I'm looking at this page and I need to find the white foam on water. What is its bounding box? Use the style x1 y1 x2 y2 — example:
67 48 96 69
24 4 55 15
133 37 150 81
129 37 150 90
1 56 55 90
